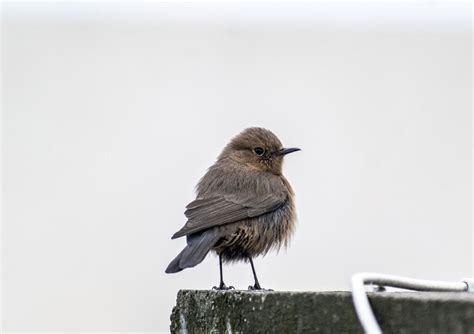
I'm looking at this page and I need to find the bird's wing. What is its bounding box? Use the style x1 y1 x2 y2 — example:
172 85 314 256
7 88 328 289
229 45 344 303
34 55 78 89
171 192 287 239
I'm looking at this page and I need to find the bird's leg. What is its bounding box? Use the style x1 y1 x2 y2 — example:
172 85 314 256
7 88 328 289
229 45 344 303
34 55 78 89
212 254 234 290
248 257 273 291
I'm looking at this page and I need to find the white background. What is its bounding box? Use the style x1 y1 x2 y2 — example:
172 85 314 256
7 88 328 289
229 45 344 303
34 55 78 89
2 2 472 333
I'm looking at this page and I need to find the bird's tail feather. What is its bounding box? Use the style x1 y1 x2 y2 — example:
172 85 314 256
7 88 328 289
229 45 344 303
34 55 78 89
165 231 219 273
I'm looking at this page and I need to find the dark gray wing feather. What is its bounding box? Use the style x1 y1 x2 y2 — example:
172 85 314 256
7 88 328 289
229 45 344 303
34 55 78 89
171 192 286 239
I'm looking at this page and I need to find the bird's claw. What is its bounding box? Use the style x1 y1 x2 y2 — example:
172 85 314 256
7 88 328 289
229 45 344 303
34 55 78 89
248 284 273 291
213 284 234 290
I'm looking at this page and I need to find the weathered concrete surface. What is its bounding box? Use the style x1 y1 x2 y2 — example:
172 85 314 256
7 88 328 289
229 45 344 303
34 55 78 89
170 290 474 333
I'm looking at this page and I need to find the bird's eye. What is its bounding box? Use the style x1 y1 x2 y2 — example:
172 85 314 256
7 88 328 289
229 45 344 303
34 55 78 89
254 147 265 156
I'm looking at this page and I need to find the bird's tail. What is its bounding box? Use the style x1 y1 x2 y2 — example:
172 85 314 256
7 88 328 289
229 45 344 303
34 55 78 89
165 230 220 273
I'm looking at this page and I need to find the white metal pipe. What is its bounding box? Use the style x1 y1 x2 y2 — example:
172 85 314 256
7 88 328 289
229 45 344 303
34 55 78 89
350 272 470 334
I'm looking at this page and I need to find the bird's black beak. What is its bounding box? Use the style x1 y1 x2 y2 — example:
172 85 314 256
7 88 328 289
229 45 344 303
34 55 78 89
277 147 301 156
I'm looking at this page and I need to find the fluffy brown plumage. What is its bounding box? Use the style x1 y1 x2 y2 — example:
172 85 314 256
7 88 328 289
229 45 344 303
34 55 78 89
166 127 299 290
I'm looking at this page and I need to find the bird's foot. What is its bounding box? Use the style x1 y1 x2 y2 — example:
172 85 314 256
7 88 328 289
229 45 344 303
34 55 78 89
248 283 273 291
212 283 234 290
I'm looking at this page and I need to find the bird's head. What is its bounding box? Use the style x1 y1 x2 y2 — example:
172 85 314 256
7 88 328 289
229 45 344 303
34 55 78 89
218 127 300 175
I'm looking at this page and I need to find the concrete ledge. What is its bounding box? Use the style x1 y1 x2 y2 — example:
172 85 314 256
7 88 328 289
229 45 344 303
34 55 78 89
170 290 474 333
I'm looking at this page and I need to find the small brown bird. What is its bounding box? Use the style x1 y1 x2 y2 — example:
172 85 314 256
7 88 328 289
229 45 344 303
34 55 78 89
165 127 299 290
